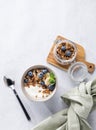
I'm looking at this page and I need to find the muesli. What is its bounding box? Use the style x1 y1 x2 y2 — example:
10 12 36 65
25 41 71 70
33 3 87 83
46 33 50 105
23 67 56 100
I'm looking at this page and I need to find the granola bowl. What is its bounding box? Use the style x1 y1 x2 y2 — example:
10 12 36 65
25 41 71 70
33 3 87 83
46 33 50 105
54 39 77 65
21 65 57 102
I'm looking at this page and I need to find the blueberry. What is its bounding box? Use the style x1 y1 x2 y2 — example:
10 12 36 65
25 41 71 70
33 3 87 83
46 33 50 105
24 78 28 83
65 50 71 57
38 72 44 78
48 84 55 91
61 46 66 51
27 71 33 77
42 69 48 74
40 81 45 85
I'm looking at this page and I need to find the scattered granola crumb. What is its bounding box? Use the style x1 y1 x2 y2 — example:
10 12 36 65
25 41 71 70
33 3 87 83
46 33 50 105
42 95 44 98
35 95 38 98
42 89 50 94
38 90 41 93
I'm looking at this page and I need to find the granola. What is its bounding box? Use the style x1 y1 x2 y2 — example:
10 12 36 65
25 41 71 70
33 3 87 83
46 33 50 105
23 67 56 100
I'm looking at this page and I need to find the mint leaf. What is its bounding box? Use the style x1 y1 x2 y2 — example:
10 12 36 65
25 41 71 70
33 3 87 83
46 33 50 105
49 72 56 84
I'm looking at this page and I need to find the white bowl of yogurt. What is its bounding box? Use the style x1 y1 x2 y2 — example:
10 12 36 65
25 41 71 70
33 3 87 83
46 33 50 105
21 65 57 102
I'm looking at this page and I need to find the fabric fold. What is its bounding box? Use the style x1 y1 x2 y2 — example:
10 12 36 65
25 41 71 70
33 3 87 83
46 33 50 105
32 79 96 130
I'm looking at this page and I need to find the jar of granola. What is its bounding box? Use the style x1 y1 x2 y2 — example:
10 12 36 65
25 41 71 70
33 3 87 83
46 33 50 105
54 39 88 83
54 39 77 65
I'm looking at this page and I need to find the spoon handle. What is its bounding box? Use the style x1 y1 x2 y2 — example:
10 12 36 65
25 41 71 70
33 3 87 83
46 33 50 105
13 89 31 121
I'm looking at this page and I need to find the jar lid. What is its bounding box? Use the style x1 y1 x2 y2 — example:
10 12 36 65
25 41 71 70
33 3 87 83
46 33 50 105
68 62 88 82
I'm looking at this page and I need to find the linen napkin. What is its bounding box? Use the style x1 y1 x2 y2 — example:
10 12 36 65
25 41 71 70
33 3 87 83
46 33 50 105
32 79 96 130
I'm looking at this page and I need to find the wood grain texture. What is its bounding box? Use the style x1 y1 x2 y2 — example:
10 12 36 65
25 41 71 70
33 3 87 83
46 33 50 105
47 36 95 73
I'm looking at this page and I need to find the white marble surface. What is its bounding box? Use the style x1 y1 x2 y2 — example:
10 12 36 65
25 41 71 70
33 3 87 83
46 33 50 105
0 0 96 130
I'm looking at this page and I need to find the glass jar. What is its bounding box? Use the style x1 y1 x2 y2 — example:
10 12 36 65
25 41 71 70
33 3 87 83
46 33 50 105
54 39 77 65
54 39 88 83
68 62 88 83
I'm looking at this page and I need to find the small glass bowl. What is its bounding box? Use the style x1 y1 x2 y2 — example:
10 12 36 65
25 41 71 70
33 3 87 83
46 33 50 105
54 39 77 65
68 62 88 83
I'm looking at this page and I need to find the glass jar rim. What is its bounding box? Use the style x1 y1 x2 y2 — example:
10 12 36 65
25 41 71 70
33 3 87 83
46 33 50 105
68 62 88 82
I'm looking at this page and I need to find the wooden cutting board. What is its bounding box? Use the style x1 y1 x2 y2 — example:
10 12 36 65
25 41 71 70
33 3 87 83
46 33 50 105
47 36 95 73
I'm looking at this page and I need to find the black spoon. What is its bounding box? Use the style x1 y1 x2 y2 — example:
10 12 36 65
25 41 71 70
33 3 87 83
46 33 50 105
3 76 31 121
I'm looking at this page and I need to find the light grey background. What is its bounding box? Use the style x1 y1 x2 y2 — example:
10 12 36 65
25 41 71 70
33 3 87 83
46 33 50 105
0 0 96 130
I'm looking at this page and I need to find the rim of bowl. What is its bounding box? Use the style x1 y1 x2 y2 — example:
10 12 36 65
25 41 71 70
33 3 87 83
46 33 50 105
54 40 77 65
21 65 57 102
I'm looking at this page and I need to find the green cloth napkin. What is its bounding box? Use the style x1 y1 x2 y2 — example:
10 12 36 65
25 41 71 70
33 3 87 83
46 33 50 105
32 79 96 130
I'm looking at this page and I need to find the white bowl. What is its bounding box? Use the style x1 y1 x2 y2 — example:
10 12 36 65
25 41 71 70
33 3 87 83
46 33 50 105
21 65 57 102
